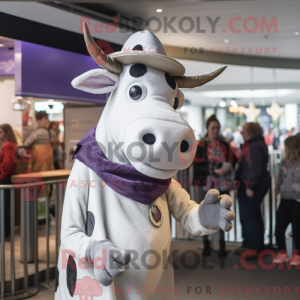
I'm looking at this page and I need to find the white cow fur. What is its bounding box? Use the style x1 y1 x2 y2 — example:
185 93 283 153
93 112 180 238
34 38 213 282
55 65 219 300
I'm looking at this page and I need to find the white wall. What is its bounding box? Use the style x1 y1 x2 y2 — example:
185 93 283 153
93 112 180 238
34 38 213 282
185 105 203 140
64 106 104 169
0 78 22 129
216 108 227 131
279 112 286 130
285 104 298 130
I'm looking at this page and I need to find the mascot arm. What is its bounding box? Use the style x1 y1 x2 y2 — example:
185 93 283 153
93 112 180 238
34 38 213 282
167 179 235 235
167 179 217 236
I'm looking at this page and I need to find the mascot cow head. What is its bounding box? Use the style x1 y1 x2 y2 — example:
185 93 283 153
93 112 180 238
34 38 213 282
72 23 226 179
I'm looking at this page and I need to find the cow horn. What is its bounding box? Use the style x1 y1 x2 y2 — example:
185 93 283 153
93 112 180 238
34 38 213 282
83 22 123 75
174 66 227 88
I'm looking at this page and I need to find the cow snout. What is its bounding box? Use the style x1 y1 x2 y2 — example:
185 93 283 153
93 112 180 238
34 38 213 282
123 118 196 177
143 133 190 153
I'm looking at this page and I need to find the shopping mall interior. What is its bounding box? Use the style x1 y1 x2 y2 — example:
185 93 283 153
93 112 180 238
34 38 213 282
0 1 300 299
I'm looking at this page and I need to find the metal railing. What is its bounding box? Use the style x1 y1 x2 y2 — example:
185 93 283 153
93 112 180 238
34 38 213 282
0 179 67 299
0 149 284 298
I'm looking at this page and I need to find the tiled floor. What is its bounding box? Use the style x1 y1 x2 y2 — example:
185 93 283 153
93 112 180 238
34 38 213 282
30 238 298 300
31 286 55 300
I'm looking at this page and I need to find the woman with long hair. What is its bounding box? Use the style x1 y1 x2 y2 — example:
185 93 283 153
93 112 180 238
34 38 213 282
0 124 18 235
193 115 235 256
273 136 300 266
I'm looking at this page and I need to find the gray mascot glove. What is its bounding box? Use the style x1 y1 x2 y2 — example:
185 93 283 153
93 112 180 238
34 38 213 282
87 240 131 286
198 189 235 232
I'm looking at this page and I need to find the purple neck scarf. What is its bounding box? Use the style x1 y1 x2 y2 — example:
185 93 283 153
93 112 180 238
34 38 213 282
73 126 171 205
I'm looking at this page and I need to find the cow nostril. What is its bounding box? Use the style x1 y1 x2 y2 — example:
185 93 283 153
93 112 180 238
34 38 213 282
142 133 156 145
180 140 189 152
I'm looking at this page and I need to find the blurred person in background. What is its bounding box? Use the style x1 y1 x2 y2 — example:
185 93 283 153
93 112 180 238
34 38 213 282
279 129 288 150
287 127 295 136
235 122 270 259
49 121 64 169
232 125 244 149
0 124 18 235
272 128 280 150
293 126 300 135
264 128 274 147
222 127 232 144
23 111 54 172
273 136 300 266
194 115 235 256
24 111 51 147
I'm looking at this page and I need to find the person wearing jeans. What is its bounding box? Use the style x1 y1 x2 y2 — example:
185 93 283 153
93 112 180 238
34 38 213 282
238 187 268 254
235 122 271 259
273 136 300 266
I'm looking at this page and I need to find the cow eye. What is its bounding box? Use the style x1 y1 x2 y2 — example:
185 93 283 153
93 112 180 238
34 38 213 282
129 86 141 100
127 83 147 101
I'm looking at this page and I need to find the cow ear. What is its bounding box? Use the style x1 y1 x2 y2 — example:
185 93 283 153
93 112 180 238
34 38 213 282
71 69 119 94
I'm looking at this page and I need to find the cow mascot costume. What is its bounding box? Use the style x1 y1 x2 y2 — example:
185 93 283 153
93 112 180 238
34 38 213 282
55 23 235 300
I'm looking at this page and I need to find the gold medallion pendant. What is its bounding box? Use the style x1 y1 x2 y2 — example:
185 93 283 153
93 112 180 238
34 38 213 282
149 203 163 227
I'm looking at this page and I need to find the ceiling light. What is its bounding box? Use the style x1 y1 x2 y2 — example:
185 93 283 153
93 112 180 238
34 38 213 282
230 100 237 107
219 100 226 107
224 39 229 43
35 101 64 113
156 8 163 12
0 44 4 47
295 32 300 35
201 89 295 99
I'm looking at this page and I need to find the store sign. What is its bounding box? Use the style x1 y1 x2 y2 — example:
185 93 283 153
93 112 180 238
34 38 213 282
0 59 14 75
229 106 245 113
0 48 15 75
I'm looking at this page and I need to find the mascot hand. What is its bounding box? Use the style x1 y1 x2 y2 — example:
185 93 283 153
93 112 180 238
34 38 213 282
87 240 131 286
198 189 235 232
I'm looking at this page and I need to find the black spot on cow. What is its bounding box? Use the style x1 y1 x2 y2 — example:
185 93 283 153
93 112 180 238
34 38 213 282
86 211 95 237
165 73 176 90
132 44 143 51
173 97 179 110
55 267 59 292
67 255 77 297
130 64 147 78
